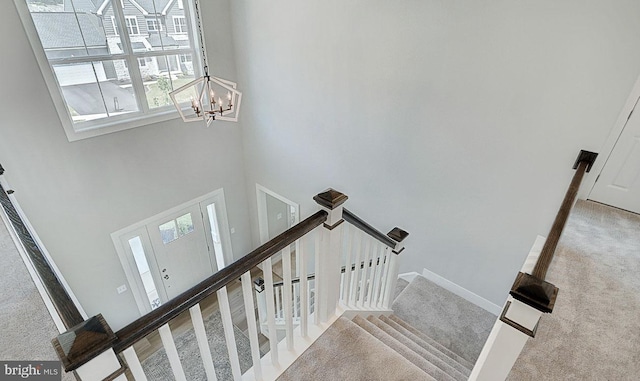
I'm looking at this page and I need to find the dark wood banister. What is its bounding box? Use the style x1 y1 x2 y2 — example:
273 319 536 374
532 160 588 280
343 207 397 248
0 166 84 329
112 209 327 353
508 150 598 316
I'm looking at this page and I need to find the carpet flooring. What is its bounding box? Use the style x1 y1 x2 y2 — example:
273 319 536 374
0 217 75 381
507 200 640 380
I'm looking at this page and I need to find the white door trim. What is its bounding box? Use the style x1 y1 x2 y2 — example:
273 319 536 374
583 74 640 200
111 188 234 316
256 184 300 244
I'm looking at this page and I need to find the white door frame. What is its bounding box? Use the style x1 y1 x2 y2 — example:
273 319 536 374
256 184 300 244
111 188 234 316
584 74 640 200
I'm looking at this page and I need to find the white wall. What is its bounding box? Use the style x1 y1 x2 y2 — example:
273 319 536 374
0 0 250 331
230 0 640 305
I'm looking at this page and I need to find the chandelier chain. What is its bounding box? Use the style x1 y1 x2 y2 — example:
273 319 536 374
193 0 209 77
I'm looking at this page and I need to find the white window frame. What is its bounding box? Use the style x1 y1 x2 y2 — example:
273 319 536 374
178 0 184 10
173 16 187 34
13 0 203 142
125 16 140 36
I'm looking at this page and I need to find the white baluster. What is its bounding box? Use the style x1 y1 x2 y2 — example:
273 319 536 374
122 346 148 381
217 287 242 380
275 286 282 320
299 235 309 337
377 248 391 307
367 242 382 308
241 271 263 380
158 324 187 381
314 228 323 324
358 237 371 307
349 229 362 306
293 281 300 319
282 245 295 350
189 304 218 381
382 253 400 309
263 257 279 365
342 224 354 303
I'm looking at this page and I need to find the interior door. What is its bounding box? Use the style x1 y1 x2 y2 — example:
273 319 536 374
589 106 640 214
147 204 214 300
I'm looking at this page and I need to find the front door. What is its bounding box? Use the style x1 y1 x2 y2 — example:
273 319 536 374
589 104 640 214
147 204 214 299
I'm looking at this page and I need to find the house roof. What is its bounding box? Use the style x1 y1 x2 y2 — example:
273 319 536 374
147 34 179 48
31 12 107 49
63 0 101 12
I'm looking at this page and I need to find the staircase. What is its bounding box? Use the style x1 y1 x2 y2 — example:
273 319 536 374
277 274 495 381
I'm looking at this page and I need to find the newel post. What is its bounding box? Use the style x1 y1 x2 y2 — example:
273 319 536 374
313 188 348 323
382 227 409 308
52 315 126 380
468 243 557 381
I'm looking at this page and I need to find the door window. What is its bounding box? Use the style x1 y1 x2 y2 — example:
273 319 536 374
128 236 162 310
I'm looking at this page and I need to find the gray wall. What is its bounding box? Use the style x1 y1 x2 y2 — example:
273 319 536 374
230 0 640 306
0 0 249 330
266 193 289 240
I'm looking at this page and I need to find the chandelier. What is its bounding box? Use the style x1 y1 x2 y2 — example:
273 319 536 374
169 0 242 125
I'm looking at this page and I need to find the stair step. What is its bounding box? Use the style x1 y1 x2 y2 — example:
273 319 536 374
367 316 469 381
383 315 474 372
277 317 432 381
387 314 475 370
392 275 496 363
352 315 455 381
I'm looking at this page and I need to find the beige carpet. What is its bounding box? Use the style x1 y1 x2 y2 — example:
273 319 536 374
508 200 640 380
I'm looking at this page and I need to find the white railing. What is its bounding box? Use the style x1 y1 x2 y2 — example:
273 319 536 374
52 188 408 381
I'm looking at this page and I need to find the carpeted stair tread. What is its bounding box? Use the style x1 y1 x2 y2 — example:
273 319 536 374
392 275 496 363
277 317 431 381
394 278 410 300
370 316 470 380
384 315 474 371
352 315 454 381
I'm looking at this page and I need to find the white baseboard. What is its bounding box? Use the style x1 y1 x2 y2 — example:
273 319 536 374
421 268 502 316
398 271 421 283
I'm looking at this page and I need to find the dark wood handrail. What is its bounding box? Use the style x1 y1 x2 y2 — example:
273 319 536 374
0 177 84 328
508 151 597 315
112 210 328 353
343 208 397 248
532 160 588 280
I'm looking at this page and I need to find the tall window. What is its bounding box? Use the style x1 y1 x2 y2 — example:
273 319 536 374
18 0 202 141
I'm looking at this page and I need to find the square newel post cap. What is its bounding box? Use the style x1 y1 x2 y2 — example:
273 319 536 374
52 314 117 372
573 150 598 172
509 272 559 313
313 189 348 210
388 227 409 254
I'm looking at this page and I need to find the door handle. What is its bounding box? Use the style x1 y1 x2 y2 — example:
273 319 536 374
164 275 170 280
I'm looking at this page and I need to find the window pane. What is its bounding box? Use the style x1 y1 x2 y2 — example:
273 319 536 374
159 220 178 244
141 54 196 109
128 236 162 310
94 59 139 117
54 59 138 124
176 213 194 237
28 0 109 59
54 62 108 122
